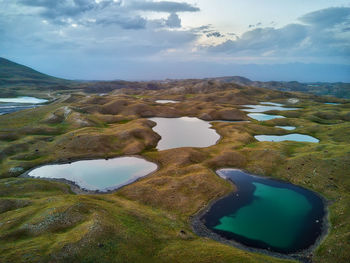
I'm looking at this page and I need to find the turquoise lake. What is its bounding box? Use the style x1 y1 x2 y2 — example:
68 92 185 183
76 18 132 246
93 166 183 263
255 134 319 143
276 126 296 130
28 157 157 192
200 169 326 254
149 117 220 150
248 113 285 121
243 104 298 113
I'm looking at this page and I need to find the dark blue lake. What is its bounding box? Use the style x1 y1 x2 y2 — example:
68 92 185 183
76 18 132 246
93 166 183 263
198 169 326 254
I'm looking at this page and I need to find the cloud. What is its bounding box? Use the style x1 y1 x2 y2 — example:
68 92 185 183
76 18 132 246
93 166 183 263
94 16 147 29
209 24 307 53
128 1 199 13
19 0 114 19
0 2 348 81
299 7 350 28
207 7 350 62
165 13 181 28
206 32 224 38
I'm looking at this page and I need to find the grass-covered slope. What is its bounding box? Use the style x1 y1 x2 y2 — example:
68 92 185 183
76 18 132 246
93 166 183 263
0 57 69 86
0 83 349 263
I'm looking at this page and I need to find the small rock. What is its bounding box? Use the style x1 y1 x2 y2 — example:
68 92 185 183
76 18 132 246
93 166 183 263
9 167 24 174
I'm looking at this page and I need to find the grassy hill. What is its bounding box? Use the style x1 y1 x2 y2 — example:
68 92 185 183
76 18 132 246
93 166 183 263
0 82 349 262
0 57 70 86
0 58 78 97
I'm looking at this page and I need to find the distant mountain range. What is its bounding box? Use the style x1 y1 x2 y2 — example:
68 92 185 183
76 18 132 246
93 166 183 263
205 76 350 99
0 57 349 99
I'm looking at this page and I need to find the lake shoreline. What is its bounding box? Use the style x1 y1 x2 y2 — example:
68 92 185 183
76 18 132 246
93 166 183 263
190 168 330 263
20 155 160 195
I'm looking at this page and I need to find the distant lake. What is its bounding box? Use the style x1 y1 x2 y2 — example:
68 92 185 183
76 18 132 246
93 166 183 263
155 100 179 104
27 157 157 192
248 113 285 121
260 102 284 106
255 134 319 143
0 96 48 115
0 96 48 104
197 169 326 254
149 117 220 150
276 126 296 130
243 104 298 113
324 103 340 105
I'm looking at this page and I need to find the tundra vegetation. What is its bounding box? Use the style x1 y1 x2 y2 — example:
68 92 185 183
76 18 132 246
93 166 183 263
0 58 350 263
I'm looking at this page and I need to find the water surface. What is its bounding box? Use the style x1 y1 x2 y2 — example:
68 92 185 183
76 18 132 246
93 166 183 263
155 100 179 104
28 157 157 192
0 96 48 104
0 96 48 115
260 102 284 106
243 104 298 113
200 169 326 254
248 113 285 121
255 134 319 143
149 117 220 150
276 126 296 130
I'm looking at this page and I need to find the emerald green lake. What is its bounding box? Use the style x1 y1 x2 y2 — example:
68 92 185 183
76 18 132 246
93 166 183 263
197 169 326 255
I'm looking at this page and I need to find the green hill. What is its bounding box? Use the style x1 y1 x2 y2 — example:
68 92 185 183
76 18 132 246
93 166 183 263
0 57 70 86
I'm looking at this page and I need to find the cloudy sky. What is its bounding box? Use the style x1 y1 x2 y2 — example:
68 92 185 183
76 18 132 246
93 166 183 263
1 0 349 81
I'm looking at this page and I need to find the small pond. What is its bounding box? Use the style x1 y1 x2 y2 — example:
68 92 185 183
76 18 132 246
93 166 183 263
0 96 48 115
27 157 157 192
260 102 284 106
255 134 319 143
243 104 298 113
195 169 326 255
149 117 220 150
276 126 296 130
248 113 285 121
0 96 48 104
324 103 339 105
155 100 179 104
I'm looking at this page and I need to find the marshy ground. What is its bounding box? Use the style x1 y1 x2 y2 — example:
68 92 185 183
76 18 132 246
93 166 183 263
0 81 349 263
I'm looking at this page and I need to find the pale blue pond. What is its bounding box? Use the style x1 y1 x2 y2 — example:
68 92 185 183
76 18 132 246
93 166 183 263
156 100 179 104
243 104 298 113
248 113 285 121
0 96 48 115
276 126 296 130
255 134 319 143
0 96 48 104
28 157 157 192
149 117 220 150
260 102 284 106
324 103 340 105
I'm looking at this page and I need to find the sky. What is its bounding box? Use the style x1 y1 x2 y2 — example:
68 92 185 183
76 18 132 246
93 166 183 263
0 0 349 82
